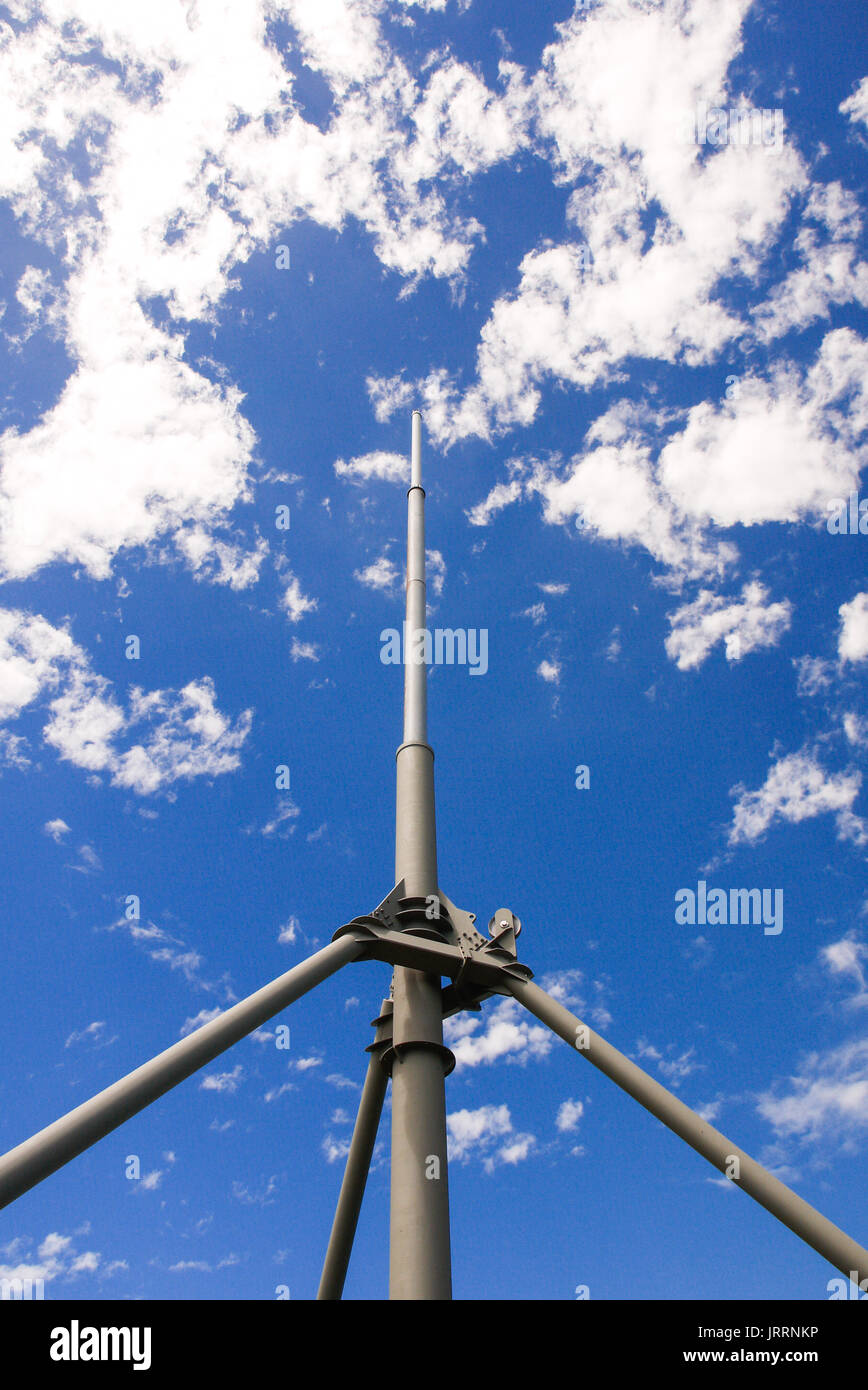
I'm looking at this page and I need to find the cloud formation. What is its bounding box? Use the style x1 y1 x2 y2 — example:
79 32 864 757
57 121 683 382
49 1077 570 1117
0 608 252 794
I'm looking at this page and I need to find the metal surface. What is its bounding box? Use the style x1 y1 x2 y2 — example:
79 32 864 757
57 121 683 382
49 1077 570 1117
508 975 868 1284
0 936 360 1211
389 411 453 1300
317 1001 392 1301
334 914 531 990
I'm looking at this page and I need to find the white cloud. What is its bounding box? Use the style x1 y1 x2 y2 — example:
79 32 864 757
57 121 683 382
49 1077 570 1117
173 528 268 591
38 1232 72 1261
105 912 234 998
753 211 868 341
43 817 70 841
838 593 868 665
3 0 863 641
232 1176 278 1206
757 1038 868 1148
446 1103 535 1171
665 581 792 671
519 418 738 586
105 913 234 997
68 1250 99 1274
0 608 251 794
280 572 318 623
354 554 400 592
491 328 868 602
402 52 529 184
0 351 259 583
290 638 320 662
519 602 546 625
443 997 551 1071
426 548 445 598
64 1020 114 1049
325 1072 359 1089
6 0 861 685
72 843 101 873
0 0 527 589
334 450 407 483
367 373 415 423
697 1100 722 1123
0 1228 103 1293
264 1081 296 1103
107 678 253 795
556 1098 584 1133
179 1007 223 1037
149 946 207 984
0 608 79 721
322 1134 351 1164
0 729 30 769
393 0 815 447
637 1037 701 1088
446 1103 512 1159
840 76 868 131
537 659 560 684
658 1048 701 1086
497 1134 536 1166
729 749 864 847
541 967 613 1030
200 1064 244 1093
844 713 868 749
465 478 522 528
277 916 300 944
171 1249 239 1271
820 935 868 1008
658 333 868 529
259 800 300 838
794 655 834 698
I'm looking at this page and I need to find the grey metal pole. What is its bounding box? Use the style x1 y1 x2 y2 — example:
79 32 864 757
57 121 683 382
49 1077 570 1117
317 1001 391 1300
508 976 868 1284
389 411 453 1300
0 936 361 1210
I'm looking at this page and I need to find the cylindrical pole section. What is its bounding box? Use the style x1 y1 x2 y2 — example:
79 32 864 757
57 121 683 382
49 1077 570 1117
390 411 452 1300
508 976 868 1285
318 1003 391 1300
0 936 361 1210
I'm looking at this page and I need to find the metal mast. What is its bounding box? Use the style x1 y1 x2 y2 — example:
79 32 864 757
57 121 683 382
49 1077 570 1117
2 411 867 1302
389 410 453 1299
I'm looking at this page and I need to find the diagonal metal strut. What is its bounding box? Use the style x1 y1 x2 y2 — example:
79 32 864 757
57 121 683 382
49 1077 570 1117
317 999 392 1300
0 936 362 1211
506 974 868 1286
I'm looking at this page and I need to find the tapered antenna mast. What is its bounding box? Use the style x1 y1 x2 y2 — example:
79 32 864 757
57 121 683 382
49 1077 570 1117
389 410 453 1299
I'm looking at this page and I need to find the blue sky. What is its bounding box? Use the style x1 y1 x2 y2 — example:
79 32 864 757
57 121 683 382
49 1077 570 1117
1 0 867 1302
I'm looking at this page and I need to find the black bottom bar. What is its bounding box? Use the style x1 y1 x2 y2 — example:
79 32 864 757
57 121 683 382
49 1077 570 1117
8 1296 865 1375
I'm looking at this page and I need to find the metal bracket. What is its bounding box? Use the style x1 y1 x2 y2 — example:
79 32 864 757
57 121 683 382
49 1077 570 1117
369 880 487 955
334 892 533 1000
